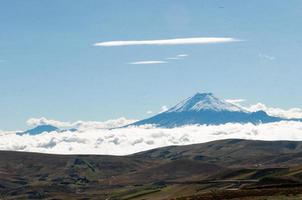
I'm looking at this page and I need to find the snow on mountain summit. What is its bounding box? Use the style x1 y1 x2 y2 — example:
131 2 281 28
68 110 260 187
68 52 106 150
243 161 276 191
167 93 247 113
129 92 290 127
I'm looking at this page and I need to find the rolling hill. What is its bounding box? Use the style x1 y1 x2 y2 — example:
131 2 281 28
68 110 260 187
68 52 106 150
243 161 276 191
2 139 302 199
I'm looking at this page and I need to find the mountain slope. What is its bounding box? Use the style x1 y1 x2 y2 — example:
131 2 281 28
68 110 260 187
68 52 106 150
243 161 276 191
167 92 246 113
134 139 302 167
130 93 287 127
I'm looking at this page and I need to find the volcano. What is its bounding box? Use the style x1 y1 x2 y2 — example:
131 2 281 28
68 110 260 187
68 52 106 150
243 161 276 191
130 93 290 127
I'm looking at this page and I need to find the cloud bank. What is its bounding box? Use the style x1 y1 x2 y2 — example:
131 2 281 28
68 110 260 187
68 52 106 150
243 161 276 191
247 103 302 119
1 100 301 156
26 117 137 130
224 99 302 119
1 121 302 155
94 37 240 47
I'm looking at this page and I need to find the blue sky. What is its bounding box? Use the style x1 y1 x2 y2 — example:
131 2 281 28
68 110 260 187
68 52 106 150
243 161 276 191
1 0 302 130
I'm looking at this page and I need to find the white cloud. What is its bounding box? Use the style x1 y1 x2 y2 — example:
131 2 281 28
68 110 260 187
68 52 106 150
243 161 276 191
167 57 182 60
225 99 246 104
224 99 249 112
2 98 301 156
146 110 153 114
1 121 302 155
128 60 167 65
224 99 302 119
94 37 240 47
159 105 169 113
26 117 137 130
0 130 17 136
259 53 275 60
247 103 302 119
166 53 189 60
177 54 188 57
27 117 72 128
74 118 137 130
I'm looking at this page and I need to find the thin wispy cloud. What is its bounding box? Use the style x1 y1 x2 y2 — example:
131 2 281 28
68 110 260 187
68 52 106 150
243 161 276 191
166 54 189 60
167 57 182 60
159 105 169 113
226 99 246 104
128 60 167 65
259 53 275 60
94 37 241 47
129 53 189 65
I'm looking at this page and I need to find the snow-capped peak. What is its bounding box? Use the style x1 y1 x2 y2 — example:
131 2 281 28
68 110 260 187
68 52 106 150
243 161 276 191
167 93 248 113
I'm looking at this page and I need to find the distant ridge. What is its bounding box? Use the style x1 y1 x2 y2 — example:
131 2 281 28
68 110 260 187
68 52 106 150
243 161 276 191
18 124 59 135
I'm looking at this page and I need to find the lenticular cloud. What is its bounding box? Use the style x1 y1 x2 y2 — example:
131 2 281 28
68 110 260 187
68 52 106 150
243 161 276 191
1 121 302 155
94 37 239 47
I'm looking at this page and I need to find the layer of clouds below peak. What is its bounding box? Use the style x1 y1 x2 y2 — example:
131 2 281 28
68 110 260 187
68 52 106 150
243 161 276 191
26 117 137 130
1 121 302 155
1 101 302 155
